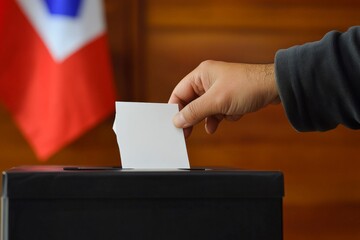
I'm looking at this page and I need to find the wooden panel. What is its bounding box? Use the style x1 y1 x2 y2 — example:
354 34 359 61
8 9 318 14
105 0 142 101
147 0 360 31
285 203 360 240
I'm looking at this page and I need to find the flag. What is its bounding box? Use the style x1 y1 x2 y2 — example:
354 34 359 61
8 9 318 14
0 0 116 160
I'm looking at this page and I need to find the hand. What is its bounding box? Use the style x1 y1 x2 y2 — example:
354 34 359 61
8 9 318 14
168 60 280 137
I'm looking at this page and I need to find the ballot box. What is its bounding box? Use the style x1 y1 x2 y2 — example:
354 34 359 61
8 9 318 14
1 166 284 240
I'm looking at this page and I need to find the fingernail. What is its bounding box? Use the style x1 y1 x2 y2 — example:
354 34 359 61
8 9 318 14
173 112 189 128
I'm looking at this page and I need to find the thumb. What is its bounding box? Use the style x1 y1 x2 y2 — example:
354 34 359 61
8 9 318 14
173 93 217 128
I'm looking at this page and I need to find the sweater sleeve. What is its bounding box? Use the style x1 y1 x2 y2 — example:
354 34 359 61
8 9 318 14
275 26 360 132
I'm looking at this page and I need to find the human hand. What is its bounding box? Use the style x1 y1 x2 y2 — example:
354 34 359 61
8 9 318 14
168 60 280 137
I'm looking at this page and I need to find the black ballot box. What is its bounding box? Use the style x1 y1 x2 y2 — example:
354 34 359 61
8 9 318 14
1 166 284 240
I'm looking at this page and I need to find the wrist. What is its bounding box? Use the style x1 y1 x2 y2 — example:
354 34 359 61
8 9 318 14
264 64 280 104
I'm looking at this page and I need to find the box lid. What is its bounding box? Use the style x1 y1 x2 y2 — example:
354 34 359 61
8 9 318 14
2 166 284 199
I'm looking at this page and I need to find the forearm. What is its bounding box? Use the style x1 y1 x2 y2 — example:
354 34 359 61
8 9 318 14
275 26 360 131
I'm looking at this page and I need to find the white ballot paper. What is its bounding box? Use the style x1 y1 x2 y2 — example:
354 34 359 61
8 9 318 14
113 102 190 169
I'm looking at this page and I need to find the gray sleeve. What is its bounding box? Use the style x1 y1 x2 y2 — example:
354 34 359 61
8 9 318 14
275 26 360 132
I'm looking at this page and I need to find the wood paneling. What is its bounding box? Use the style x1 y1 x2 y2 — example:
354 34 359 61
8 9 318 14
285 204 360 240
147 0 360 32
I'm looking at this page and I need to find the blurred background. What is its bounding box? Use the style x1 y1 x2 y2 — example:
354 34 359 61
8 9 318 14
1 0 360 239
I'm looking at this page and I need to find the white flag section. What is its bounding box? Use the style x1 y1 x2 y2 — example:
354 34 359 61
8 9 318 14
113 102 190 169
17 0 105 62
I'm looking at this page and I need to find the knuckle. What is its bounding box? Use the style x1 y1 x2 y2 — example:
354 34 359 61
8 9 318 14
199 60 215 69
